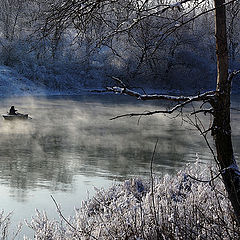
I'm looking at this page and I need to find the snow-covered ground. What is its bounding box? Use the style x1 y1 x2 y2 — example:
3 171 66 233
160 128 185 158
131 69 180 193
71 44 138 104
0 65 186 97
0 66 50 96
0 65 87 96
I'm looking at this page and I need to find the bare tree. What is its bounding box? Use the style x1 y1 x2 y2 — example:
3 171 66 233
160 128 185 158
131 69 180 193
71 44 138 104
42 0 240 221
227 1 240 68
0 0 29 65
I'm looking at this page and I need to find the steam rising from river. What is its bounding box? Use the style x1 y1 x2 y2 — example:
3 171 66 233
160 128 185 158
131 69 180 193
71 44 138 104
0 94 239 240
0 94 233 202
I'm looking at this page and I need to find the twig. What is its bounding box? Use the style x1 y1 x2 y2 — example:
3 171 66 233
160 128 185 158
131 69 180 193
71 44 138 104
51 195 98 240
51 195 78 232
190 108 213 115
201 127 213 135
187 172 221 183
150 139 164 240
137 110 151 125
150 139 158 189
12 223 23 240
106 81 215 120
110 92 215 120
106 85 215 102
90 89 110 93
228 69 240 83
184 115 219 167
109 76 127 88
231 107 240 112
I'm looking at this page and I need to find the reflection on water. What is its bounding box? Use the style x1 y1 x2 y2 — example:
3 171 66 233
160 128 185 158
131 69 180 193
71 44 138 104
0 94 239 236
0 96 204 196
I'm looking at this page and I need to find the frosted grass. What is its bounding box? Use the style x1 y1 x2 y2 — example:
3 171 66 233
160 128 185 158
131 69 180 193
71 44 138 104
19 160 239 239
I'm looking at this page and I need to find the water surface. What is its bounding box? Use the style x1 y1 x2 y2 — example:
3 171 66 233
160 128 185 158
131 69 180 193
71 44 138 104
0 94 239 237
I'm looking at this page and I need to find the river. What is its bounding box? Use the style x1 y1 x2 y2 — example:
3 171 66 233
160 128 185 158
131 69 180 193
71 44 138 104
0 94 239 238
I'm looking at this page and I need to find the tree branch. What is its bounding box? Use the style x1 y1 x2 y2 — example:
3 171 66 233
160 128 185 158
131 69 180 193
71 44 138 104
187 172 221 183
51 195 98 240
106 77 215 102
105 78 215 120
228 69 240 83
110 91 215 120
231 107 240 112
190 108 214 115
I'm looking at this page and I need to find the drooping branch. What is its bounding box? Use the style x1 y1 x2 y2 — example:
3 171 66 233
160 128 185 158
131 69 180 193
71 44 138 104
105 77 216 102
109 87 215 120
102 70 240 118
187 172 221 183
51 195 98 239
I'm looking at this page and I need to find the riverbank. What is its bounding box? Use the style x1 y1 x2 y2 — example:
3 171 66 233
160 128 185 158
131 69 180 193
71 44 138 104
2 64 238 98
0 65 85 97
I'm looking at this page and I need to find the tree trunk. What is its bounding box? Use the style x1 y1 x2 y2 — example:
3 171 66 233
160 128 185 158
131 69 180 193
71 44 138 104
213 0 240 222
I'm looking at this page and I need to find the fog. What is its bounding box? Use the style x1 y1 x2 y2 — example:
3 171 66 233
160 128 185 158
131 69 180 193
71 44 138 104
0 94 239 237
0 96 238 195
0 95 217 200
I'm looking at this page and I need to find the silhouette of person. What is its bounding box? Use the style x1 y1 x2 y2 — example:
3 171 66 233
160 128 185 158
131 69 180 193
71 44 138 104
9 106 17 115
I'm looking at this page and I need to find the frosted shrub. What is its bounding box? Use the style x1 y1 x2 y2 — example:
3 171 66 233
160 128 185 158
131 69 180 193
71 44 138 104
25 210 64 239
26 161 240 239
0 211 11 240
0 211 22 240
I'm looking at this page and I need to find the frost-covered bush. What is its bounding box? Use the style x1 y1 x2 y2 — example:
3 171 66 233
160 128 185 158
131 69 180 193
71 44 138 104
25 161 240 239
0 211 22 240
0 211 12 240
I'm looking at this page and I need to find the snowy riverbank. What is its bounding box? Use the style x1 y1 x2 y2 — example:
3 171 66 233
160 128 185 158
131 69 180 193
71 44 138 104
0 65 89 97
0 65 227 98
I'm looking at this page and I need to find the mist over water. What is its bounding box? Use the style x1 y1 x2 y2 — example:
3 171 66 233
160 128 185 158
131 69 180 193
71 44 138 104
0 94 239 237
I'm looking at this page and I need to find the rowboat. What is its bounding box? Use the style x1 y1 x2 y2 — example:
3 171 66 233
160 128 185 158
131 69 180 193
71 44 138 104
2 113 29 120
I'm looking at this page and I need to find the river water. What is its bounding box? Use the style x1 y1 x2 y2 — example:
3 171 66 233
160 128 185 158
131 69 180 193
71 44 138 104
0 94 239 237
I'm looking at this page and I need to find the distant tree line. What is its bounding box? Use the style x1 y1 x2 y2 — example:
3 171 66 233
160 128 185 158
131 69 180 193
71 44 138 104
0 0 239 92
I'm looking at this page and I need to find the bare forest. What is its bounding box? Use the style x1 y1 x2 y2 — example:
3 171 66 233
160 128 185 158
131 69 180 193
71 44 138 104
0 0 239 91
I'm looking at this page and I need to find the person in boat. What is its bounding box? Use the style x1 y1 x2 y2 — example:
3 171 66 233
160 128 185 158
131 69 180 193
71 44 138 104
9 106 17 115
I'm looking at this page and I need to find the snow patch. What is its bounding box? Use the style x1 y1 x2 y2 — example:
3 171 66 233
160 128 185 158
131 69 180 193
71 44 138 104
0 66 48 96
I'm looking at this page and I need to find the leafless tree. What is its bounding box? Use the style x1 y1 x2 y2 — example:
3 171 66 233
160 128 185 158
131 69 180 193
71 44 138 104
0 0 29 65
42 0 240 222
226 1 240 68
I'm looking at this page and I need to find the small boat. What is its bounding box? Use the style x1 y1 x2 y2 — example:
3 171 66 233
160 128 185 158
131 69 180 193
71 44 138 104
2 113 29 120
